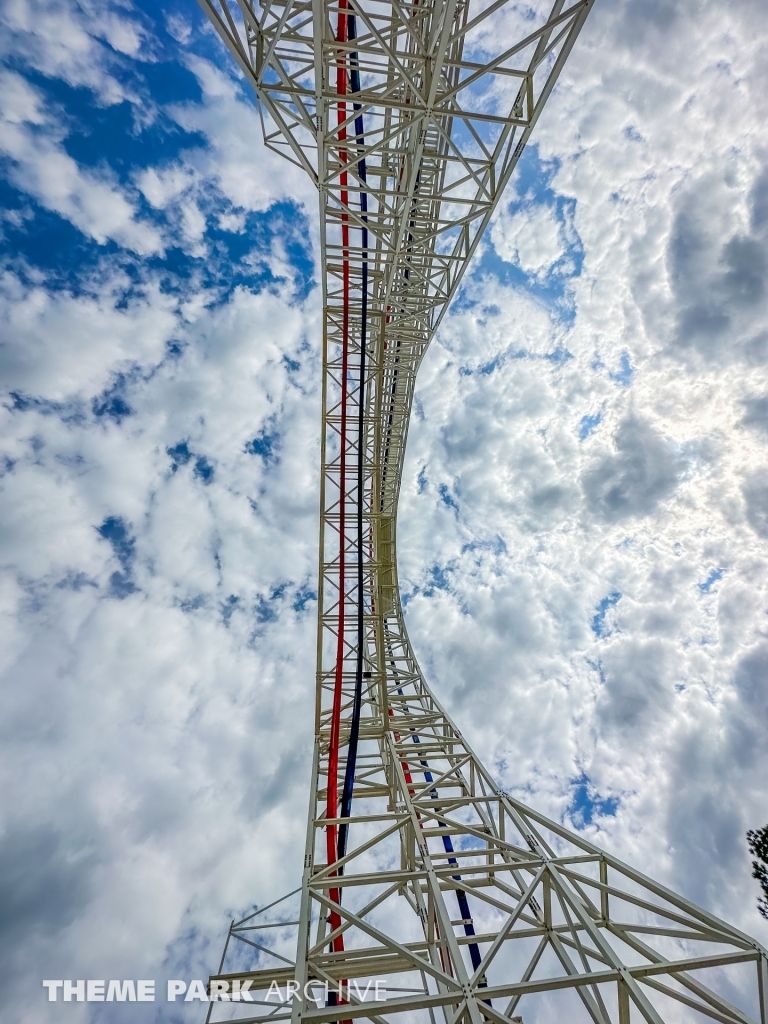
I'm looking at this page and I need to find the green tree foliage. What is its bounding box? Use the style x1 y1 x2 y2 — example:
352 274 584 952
746 825 768 919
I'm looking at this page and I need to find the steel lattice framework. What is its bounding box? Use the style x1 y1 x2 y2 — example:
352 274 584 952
197 1 768 1021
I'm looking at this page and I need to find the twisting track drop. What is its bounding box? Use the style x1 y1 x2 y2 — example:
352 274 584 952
197 1 768 1021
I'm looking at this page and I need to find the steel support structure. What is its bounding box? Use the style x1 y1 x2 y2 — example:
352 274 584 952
197 0 768 1020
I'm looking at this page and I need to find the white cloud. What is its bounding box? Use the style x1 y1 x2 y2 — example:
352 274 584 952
0 70 163 254
492 201 568 277
0 275 321 1016
169 55 316 220
0 271 175 398
165 12 193 46
399 0 768 949
135 164 199 210
0 0 144 105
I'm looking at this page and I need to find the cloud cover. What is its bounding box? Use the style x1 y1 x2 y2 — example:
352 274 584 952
1 0 768 1020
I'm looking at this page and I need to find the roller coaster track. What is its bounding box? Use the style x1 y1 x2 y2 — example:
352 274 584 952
197 1 768 1021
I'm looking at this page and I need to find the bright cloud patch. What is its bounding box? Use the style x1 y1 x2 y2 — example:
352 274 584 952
492 199 568 277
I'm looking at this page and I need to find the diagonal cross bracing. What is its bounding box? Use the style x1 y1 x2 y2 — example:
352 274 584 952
197 0 768 1021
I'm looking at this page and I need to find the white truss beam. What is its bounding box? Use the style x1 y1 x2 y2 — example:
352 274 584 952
197 0 768 1021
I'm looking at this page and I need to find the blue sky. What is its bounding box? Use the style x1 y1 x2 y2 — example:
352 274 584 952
2 0 768 1020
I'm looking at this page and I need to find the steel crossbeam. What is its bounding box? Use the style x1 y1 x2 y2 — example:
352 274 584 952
197 0 768 1021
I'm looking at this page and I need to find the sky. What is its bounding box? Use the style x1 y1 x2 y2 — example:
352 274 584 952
1 0 768 1020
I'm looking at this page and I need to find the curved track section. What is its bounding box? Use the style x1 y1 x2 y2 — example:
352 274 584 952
199 3 768 1022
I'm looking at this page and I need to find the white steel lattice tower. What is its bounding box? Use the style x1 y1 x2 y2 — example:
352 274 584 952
197 1 768 1021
